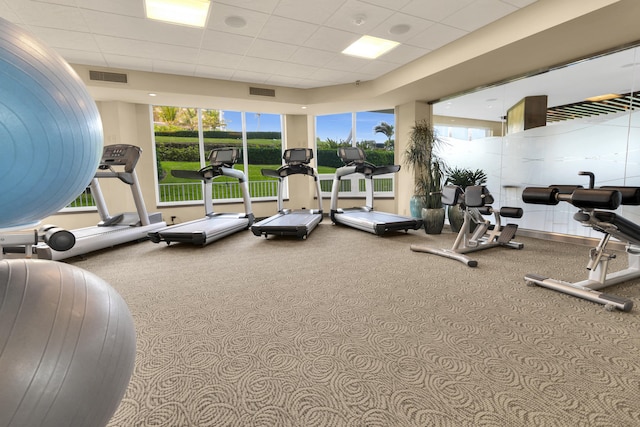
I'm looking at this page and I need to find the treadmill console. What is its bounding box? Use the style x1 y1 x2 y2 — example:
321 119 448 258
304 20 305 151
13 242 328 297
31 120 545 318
99 144 141 172
338 146 365 164
284 148 312 165
209 148 239 167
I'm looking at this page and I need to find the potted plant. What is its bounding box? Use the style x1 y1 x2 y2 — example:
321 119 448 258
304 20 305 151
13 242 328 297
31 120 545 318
404 120 446 234
444 167 487 232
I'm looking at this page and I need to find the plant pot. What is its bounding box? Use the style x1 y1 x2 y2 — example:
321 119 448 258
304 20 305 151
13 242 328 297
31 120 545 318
421 207 445 235
447 205 465 232
410 195 425 220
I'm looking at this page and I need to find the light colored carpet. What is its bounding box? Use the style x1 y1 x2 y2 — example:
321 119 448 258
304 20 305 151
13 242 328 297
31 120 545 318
67 222 640 427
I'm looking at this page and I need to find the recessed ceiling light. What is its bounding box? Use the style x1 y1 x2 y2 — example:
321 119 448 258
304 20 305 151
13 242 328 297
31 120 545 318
342 35 400 59
389 24 410 35
225 15 246 28
145 0 210 28
148 93 157 97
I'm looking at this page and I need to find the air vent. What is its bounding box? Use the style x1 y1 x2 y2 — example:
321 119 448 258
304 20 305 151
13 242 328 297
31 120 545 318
89 70 128 84
249 87 275 97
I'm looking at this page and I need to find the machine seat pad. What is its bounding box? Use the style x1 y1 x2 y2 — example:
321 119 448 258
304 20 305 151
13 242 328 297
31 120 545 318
569 189 621 210
465 185 494 207
600 186 640 205
593 211 640 243
522 187 560 205
441 185 463 206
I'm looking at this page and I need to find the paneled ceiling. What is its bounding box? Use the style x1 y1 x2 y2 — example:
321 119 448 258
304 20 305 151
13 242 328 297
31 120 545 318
0 0 537 89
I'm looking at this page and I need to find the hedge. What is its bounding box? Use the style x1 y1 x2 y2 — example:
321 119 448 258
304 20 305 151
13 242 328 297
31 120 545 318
155 141 395 166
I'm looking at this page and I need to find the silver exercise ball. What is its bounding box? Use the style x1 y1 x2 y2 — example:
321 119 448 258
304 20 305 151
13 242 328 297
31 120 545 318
0 259 136 427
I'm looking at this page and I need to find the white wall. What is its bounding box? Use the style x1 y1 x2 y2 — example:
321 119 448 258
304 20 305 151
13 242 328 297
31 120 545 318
438 110 640 239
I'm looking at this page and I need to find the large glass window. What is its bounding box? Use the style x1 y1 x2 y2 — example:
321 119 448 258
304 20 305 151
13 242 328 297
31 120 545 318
315 109 396 197
153 106 282 204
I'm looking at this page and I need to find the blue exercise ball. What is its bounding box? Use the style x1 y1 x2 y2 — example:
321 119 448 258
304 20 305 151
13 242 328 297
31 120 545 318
0 17 103 229
0 259 136 427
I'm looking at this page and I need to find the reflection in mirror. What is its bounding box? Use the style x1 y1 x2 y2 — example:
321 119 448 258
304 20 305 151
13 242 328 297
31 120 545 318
432 46 640 237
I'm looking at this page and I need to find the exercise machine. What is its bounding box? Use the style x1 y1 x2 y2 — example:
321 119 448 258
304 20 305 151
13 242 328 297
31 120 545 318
148 147 254 246
522 171 640 311
34 144 166 260
251 148 322 239
411 185 524 266
0 224 75 259
330 146 423 235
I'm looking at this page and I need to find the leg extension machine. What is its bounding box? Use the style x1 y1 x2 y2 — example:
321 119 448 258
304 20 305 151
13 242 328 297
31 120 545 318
411 185 524 267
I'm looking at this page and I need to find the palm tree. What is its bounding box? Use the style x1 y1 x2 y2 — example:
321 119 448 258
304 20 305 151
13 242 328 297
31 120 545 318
374 122 394 150
154 106 180 126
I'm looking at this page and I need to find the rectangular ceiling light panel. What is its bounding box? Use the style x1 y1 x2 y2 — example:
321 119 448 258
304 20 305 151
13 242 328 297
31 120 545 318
342 35 400 59
145 0 210 27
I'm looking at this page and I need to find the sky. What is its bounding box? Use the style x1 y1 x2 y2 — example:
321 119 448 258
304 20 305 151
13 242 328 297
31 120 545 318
220 110 395 143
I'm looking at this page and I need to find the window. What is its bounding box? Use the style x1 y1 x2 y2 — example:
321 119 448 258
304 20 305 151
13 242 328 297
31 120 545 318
315 109 396 197
152 105 283 204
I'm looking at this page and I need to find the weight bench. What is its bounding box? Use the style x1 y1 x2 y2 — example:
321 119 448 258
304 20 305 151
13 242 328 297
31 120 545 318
411 185 524 267
522 171 640 311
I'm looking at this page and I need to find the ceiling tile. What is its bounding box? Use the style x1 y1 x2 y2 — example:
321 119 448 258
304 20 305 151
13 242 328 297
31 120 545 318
258 15 319 45
76 0 144 17
407 23 467 50
196 49 244 68
442 0 517 32
58 48 107 67
359 0 412 9
102 53 153 71
82 10 204 47
207 3 269 37
324 54 369 73
304 26 358 53
231 70 270 84
0 0 543 92
273 62 319 79
368 12 435 43
288 47 338 68
6 1 88 31
272 0 346 24
194 65 235 80
245 39 298 61
152 60 197 76
502 0 537 7
212 0 280 15
238 56 287 75
201 30 254 55
379 44 429 65
401 0 474 22
324 0 395 34
309 67 363 84
94 35 200 63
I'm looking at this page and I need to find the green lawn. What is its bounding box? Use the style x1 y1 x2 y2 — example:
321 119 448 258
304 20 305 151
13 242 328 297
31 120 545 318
160 161 336 183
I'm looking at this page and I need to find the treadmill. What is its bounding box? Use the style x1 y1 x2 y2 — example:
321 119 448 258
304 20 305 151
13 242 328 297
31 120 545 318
148 147 254 246
251 148 323 240
35 144 166 260
330 146 423 235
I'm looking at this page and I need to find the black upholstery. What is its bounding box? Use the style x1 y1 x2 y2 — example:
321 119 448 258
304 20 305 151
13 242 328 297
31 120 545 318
593 211 640 244
600 186 640 205
569 189 621 210
522 187 560 205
